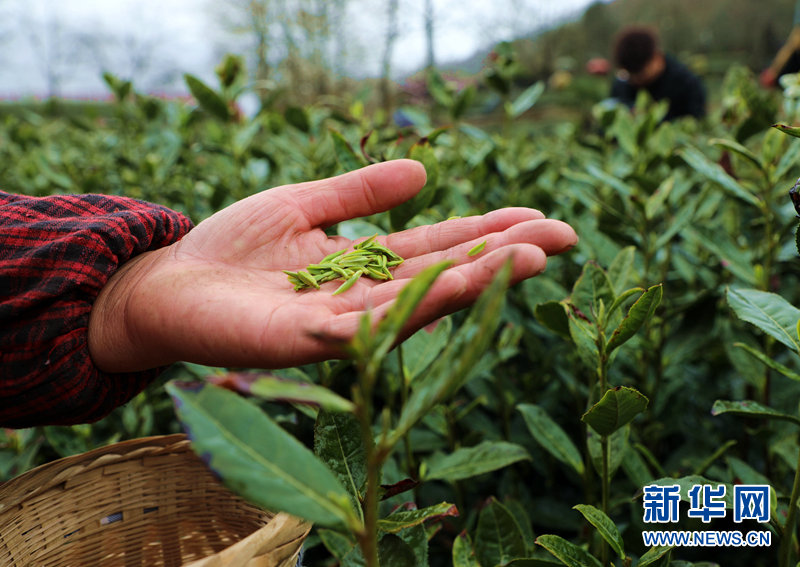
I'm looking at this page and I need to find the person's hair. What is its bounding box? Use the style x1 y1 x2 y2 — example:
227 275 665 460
613 26 660 74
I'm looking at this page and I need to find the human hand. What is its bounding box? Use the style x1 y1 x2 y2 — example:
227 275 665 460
88 160 577 372
760 68 778 88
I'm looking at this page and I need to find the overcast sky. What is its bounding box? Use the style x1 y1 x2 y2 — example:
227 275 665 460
0 0 599 98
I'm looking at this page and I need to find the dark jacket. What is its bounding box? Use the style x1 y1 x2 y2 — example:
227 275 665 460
611 54 706 121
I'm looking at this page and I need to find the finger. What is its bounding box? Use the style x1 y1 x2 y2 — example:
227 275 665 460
381 207 547 257
389 218 575 280
280 159 427 228
318 244 547 341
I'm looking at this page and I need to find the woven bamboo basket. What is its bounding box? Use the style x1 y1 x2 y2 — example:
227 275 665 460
0 434 311 567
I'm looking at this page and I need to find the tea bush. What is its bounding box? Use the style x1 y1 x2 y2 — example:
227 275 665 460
4 58 800 567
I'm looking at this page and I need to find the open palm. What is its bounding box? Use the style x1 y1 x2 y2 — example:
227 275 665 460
88 160 577 373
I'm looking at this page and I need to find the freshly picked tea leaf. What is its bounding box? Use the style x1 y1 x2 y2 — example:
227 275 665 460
284 234 404 295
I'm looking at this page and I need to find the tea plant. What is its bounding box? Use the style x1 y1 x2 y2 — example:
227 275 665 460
6 52 800 567
167 261 526 566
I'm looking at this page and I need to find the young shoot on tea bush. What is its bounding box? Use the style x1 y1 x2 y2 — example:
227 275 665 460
283 234 404 295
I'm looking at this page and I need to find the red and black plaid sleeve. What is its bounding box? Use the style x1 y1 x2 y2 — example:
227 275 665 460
0 191 193 428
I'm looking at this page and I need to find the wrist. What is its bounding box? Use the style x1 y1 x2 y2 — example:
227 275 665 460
88 246 174 373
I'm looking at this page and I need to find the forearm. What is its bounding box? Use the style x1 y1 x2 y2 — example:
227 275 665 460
0 191 192 428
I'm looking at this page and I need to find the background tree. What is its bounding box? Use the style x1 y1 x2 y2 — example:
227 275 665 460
423 0 434 69
21 4 80 98
380 0 399 113
218 0 343 105
76 5 177 93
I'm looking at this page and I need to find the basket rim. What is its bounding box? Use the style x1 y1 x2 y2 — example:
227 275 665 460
0 433 190 513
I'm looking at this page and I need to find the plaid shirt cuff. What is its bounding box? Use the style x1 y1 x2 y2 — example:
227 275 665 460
0 192 193 428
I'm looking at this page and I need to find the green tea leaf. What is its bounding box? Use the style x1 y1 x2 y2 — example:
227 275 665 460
587 424 629 478
314 410 367 516
726 287 800 353
377 502 458 533
637 546 673 567
504 499 537 555
776 135 800 179
285 106 310 132
390 317 452 382
711 399 800 426
724 334 767 390
233 122 262 158
518 404 584 475
319 529 357 560
726 456 772 488
390 142 440 230
606 287 645 319
468 240 487 257
585 163 634 199
692 439 737 477
683 227 757 286
390 262 510 447
621 445 653 488
397 523 429 567
570 262 614 321
378 534 418 567
733 342 800 382
223 372 355 413
567 310 600 369
608 108 638 157
606 284 662 353
652 201 695 251
772 122 800 138
340 544 367 567
366 261 451 377
522 276 569 311
507 81 545 119
167 381 360 530
572 504 625 560
709 137 766 174
422 441 530 482
796 223 800 258
329 128 365 172
607 246 637 295
102 71 132 102
560 171 625 221
427 68 454 107
535 534 602 567
475 498 527 567
184 74 230 121
679 146 759 206
582 387 649 436
452 85 476 120
644 177 674 222
633 442 666 478
534 301 571 340
453 531 481 567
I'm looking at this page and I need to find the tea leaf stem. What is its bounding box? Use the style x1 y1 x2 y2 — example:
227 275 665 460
353 370 380 567
598 329 610 566
779 448 800 567
600 434 610 567
397 345 419 500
